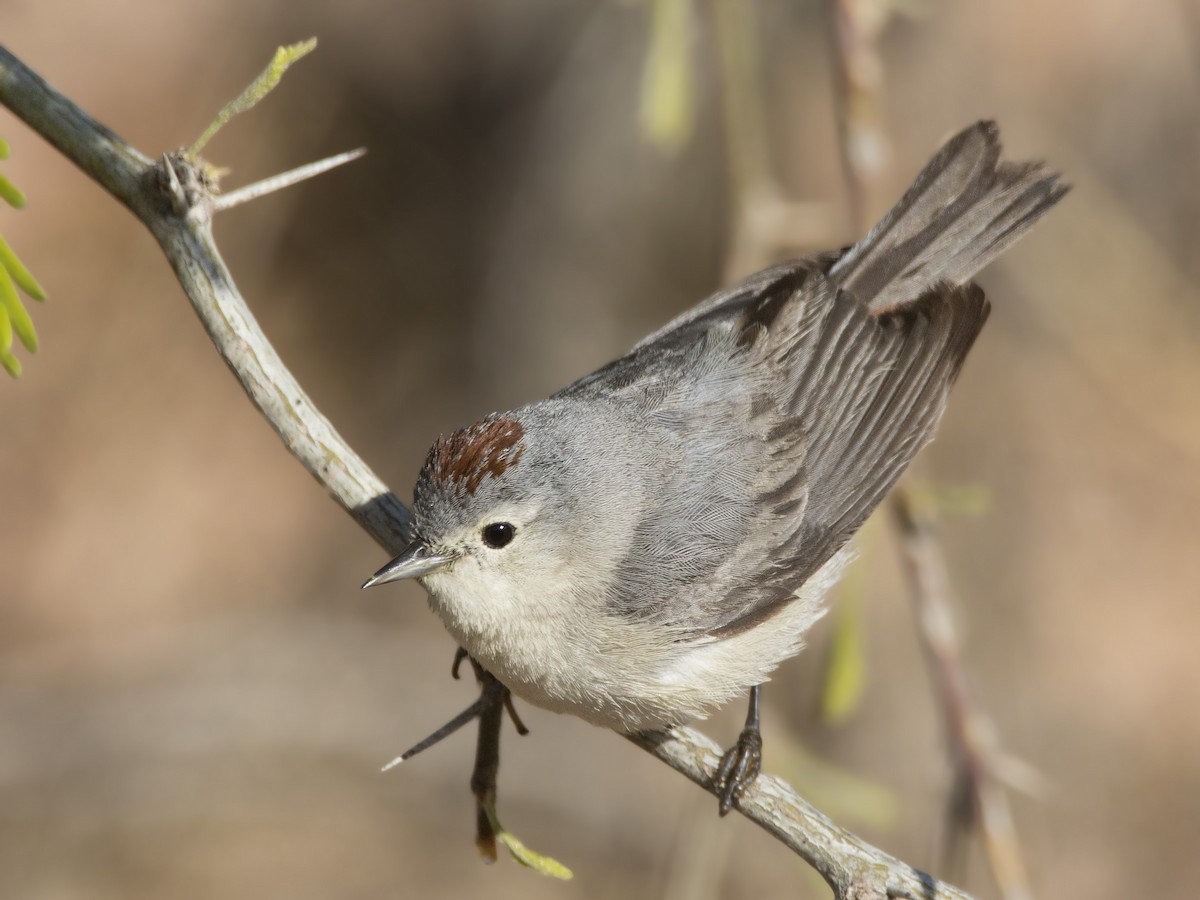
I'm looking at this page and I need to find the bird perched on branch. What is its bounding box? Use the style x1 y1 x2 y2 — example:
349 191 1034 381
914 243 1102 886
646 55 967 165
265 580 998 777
365 121 1067 813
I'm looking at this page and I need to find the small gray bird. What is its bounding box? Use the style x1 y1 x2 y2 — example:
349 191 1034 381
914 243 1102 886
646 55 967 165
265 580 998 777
365 121 1066 813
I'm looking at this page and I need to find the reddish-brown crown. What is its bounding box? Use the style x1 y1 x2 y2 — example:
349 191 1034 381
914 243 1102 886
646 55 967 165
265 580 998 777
423 415 526 496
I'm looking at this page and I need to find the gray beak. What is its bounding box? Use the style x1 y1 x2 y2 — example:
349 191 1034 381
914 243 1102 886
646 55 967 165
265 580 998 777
361 540 455 588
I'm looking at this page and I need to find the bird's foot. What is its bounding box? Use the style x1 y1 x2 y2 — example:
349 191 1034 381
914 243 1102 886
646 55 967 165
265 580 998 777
713 724 762 816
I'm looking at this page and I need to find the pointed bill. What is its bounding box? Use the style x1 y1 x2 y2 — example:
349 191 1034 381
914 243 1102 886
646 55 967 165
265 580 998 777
362 540 455 588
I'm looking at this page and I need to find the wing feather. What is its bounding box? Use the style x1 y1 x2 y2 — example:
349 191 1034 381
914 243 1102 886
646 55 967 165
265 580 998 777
703 270 988 637
557 121 1062 638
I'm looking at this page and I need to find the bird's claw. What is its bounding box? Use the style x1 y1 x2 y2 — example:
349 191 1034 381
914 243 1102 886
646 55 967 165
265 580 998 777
714 725 763 816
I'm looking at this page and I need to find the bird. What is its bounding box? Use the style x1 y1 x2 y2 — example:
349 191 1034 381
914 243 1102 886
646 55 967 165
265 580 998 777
364 121 1067 813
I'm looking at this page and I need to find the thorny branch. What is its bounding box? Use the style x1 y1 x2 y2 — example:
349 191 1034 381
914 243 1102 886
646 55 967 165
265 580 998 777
0 43 976 900
0 46 410 555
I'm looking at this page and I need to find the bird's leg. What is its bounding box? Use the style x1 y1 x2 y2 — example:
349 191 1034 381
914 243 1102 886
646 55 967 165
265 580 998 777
457 651 531 859
713 684 764 816
455 647 529 735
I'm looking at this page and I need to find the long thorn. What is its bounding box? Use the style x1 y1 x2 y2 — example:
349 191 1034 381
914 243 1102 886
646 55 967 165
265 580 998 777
209 148 367 212
161 153 187 215
381 691 493 771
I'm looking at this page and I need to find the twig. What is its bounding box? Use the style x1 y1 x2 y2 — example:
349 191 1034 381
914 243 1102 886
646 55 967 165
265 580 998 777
0 42 975 900
828 0 891 233
891 491 1033 900
630 727 973 899
709 0 834 278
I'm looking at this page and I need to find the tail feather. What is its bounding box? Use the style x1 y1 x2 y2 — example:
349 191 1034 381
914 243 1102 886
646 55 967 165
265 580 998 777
831 121 1068 312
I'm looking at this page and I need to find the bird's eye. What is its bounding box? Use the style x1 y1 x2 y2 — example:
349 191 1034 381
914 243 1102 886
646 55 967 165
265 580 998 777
481 522 516 549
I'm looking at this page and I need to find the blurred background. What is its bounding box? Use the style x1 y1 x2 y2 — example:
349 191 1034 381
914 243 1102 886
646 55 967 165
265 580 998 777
2 1 1198 898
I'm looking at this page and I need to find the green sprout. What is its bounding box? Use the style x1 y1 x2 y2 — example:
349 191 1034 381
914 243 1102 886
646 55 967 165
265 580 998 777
0 138 48 378
188 39 318 158
481 797 574 880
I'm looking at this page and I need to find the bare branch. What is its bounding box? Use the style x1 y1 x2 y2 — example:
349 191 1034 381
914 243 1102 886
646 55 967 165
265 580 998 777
144 166 412 550
0 45 150 213
828 0 892 232
630 727 974 900
891 490 1033 900
708 0 839 278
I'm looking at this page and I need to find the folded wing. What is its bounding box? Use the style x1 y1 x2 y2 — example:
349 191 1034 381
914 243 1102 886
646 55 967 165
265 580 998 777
562 122 1064 637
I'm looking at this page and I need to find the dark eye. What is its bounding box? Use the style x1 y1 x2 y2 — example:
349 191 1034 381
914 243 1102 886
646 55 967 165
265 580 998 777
481 522 516 549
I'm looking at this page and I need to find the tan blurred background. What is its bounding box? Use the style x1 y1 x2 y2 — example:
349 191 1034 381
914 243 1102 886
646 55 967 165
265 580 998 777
3 1 1199 898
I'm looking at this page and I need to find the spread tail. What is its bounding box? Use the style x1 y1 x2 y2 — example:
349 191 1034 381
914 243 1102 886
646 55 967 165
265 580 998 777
831 121 1069 312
